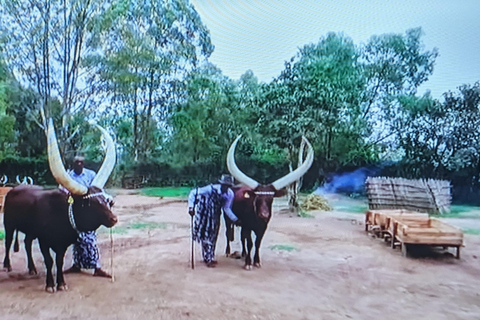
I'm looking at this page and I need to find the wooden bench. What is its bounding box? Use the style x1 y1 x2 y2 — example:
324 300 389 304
0 187 12 213
387 215 463 258
365 209 428 238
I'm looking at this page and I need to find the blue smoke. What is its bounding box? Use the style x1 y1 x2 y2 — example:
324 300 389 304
316 166 381 195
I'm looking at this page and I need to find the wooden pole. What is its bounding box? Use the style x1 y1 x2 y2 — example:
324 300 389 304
110 228 115 282
191 214 195 270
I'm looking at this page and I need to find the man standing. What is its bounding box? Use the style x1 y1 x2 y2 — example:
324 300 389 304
188 174 240 267
64 155 111 278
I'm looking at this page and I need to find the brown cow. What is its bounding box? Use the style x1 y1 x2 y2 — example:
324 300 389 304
225 136 314 269
3 119 117 292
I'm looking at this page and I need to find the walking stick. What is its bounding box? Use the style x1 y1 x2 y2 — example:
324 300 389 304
110 228 115 282
191 186 199 270
191 214 195 270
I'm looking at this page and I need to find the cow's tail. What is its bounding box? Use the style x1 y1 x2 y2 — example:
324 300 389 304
13 230 19 252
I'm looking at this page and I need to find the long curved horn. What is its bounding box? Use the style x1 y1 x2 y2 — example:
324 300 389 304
271 136 314 190
226 135 259 189
47 118 88 195
90 124 116 189
16 175 21 184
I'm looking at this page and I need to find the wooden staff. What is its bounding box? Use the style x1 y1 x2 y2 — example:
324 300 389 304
110 227 115 282
190 186 198 270
191 214 195 270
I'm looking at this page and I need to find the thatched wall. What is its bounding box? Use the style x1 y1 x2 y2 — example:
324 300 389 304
365 177 451 214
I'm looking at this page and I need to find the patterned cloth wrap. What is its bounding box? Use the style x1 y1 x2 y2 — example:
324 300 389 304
73 230 99 269
66 168 101 269
192 186 225 263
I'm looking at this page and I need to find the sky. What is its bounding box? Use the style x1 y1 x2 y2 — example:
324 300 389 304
190 0 480 100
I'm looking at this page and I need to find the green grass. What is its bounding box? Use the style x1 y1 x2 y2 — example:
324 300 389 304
100 221 168 236
435 204 480 219
298 210 314 218
0 230 4 241
334 202 369 214
129 222 167 230
110 226 129 235
141 187 191 198
269 244 299 252
462 228 480 235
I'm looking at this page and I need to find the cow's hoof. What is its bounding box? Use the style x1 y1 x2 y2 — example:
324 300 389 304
229 251 242 259
5 267 12 272
29 269 37 275
254 262 261 268
45 287 56 293
57 284 68 291
244 265 252 271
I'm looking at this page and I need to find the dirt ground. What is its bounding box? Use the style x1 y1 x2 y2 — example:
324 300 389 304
1 190 480 320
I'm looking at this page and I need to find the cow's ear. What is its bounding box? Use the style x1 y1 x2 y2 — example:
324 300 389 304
274 188 287 197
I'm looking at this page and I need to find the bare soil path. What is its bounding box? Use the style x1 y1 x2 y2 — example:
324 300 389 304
1 190 480 320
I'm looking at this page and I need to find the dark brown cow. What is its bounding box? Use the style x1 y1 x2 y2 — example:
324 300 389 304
225 136 314 270
3 119 117 292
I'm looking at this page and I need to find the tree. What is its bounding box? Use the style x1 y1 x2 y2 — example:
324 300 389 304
254 33 371 176
167 63 239 167
362 27 439 148
392 83 480 182
86 0 214 162
0 58 16 159
0 0 105 157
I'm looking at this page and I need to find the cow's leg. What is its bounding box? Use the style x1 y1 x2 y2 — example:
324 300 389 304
55 247 68 291
253 229 266 268
25 235 37 275
3 226 14 272
38 241 55 293
242 228 253 270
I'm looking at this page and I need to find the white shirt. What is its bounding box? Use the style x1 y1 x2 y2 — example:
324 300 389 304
188 184 238 222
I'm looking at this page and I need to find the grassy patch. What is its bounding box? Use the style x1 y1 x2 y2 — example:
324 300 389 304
0 230 4 241
334 203 369 214
111 226 129 235
141 187 191 198
434 204 480 219
100 221 167 235
449 204 478 214
298 210 314 218
129 222 167 230
269 244 299 252
462 228 480 235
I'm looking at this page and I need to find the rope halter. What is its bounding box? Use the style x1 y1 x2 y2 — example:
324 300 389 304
67 192 114 235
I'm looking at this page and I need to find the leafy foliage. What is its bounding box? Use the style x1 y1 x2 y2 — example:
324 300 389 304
2 4 480 203
86 0 214 162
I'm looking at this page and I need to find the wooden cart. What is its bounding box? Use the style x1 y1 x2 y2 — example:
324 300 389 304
387 215 463 258
365 209 463 259
365 209 428 238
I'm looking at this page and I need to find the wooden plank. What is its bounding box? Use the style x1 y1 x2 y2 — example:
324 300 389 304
398 237 463 245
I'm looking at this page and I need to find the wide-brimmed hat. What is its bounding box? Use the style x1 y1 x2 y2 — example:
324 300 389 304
218 174 234 186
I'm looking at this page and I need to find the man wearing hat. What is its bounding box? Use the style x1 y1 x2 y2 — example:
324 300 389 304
188 174 240 267
63 155 112 278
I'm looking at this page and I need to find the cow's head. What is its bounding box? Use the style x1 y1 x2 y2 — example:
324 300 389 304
72 185 118 230
46 118 118 229
227 136 314 222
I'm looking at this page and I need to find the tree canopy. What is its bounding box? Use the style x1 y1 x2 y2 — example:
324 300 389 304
1 1 479 202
